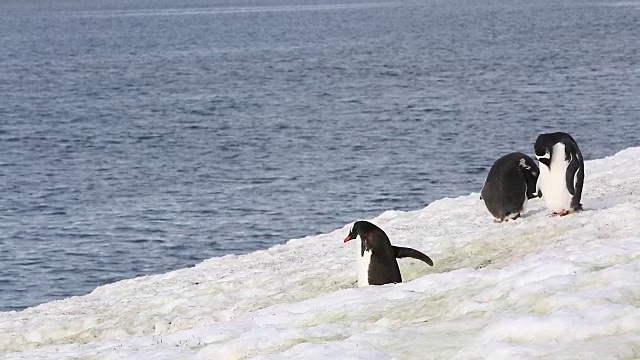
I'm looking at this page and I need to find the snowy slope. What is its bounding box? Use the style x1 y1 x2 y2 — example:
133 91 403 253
2 147 640 359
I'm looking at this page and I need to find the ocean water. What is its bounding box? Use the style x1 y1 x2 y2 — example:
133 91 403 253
0 0 638 311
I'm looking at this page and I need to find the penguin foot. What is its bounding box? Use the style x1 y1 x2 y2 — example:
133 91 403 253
552 210 570 217
497 212 521 222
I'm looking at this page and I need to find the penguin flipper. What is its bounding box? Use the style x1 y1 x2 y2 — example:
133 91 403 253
393 246 434 266
565 150 580 196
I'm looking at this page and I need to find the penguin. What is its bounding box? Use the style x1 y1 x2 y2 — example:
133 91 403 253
534 132 584 216
343 221 433 287
480 152 540 222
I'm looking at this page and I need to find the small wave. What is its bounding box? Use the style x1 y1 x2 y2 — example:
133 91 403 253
66 2 402 18
592 1 640 6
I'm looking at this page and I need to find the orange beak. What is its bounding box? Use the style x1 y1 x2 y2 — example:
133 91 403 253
343 235 352 243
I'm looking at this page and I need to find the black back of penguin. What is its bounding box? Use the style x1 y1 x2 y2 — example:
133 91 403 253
481 152 540 221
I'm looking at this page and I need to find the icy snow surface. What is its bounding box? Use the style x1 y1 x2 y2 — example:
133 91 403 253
2 148 640 359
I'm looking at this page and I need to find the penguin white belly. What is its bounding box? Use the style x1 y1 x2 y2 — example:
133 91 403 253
539 147 573 213
356 237 372 287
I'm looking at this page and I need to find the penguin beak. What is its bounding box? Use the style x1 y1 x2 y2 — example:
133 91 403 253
538 158 551 167
343 235 353 243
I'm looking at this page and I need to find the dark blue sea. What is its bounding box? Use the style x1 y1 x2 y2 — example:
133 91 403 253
1 0 638 311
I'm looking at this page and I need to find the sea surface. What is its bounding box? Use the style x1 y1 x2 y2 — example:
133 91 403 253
1 0 638 311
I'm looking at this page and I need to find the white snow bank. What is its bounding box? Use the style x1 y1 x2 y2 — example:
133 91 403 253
2 147 640 359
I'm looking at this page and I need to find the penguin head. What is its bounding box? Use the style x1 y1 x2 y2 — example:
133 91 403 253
534 134 554 168
344 221 392 257
344 221 371 243
344 221 388 246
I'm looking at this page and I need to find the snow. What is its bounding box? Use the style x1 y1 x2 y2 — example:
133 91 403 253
2 147 640 359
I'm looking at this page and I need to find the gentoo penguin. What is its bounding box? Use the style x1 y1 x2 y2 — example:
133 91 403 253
481 152 540 222
343 221 433 287
534 132 584 216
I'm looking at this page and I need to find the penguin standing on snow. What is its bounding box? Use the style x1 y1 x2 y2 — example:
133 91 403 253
534 132 585 216
481 152 540 222
343 221 433 287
